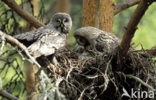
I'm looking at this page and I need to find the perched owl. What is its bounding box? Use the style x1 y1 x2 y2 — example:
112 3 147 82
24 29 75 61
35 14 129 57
74 26 120 55
14 13 72 58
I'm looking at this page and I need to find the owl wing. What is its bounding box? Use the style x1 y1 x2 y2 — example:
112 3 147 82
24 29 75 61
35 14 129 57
95 32 120 53
28 31 66 58
14 26 50 46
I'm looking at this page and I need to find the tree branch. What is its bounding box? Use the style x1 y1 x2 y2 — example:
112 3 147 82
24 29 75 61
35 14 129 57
0 30 39 69
114 0 140 15
0 89 20 100
126 75 155 91
131 48 156 56
0 30 50 81
1 0 44 28
147 46 156 56
120 0 155 57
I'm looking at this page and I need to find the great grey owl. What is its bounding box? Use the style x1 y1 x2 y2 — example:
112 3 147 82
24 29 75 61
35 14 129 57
14 13 72 58
74 26 120 55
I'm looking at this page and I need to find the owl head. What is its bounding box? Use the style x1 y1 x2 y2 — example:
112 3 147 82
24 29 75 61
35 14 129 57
74 26 102 50
74 26 120 54
51 13 72 34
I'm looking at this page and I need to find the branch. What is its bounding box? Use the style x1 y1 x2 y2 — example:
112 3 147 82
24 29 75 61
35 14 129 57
114 0 140 15
0 30 50 82
120 0 155 57
130 46 156 56
0 89 20 100
147 46 156 56
126 75 155 91
0 30 39 70
1 0 44 28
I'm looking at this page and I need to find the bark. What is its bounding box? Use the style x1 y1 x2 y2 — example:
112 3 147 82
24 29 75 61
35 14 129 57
116 0 156 71
56 0 70 13
82 0 115 32
147 46 156 56
2 0 43 28
114 0 140 15
120 0 155 57
31 0 39 17
0 89 20 100
26 62 38 100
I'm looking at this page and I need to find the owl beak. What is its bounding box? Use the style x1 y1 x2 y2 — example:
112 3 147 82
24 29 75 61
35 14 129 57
60 23 64 28
60 23 68 33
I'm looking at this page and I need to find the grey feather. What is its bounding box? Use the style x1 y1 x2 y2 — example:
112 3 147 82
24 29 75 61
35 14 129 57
74 26 120 54
14 13 72 58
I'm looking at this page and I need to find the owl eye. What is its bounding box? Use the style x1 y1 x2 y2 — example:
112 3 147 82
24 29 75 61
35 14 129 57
76 38 85 46
56 19 61 23
64 18 68 22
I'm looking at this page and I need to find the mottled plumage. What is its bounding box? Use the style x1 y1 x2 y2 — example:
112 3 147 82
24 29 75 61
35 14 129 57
74 26 120 55
14 13 72 58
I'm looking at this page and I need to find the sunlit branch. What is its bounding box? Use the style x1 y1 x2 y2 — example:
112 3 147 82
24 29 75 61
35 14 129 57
0 30 50 82
114 0 140 15
2 0 44 28
0 89 20 100
114 0 156 71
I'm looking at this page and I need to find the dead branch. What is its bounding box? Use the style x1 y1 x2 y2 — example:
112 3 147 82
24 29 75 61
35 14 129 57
114 0 140 15
131 47 156 56
1 0 44 28
147 46 156 56
0 30 39 68
0 31 26 51
0 30 52 99
0 89 20 100
120 0 155 58
126 75 155 91
0 30 50 80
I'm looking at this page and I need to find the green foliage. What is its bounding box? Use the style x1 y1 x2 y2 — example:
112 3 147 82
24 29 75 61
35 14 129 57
114 3 156 49
0 44 26 99
133 3 156 49
0 0 156 99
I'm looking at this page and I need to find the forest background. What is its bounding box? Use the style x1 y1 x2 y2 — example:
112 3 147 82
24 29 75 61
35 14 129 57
0 0 156 99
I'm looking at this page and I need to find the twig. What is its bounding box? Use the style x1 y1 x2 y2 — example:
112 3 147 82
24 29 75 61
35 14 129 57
0 31 38 68
1 0 44 28
0 34 5 54
114 0 140 15
126 75 155 91
78 87 87 100
0 30 50 83
0 89 20 100
131 47 156 56
120 0 155 58
147 46 156 56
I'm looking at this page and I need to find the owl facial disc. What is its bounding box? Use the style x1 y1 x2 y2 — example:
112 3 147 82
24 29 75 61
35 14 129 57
52 13 72 34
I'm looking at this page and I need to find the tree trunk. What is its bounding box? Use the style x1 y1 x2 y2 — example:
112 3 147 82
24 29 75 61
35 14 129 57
56 0 70 13
25 1 39 100
26 62 38 100
82 0 115 33
31 0 38 17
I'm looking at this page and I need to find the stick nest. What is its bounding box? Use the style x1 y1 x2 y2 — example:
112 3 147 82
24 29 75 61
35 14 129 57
44 47 156 100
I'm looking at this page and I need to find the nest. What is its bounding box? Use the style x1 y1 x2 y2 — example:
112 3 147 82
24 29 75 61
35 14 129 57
41 47 156 100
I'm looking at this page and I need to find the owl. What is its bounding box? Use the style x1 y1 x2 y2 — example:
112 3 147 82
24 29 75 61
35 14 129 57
14 13 72 58
74 26 120 55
